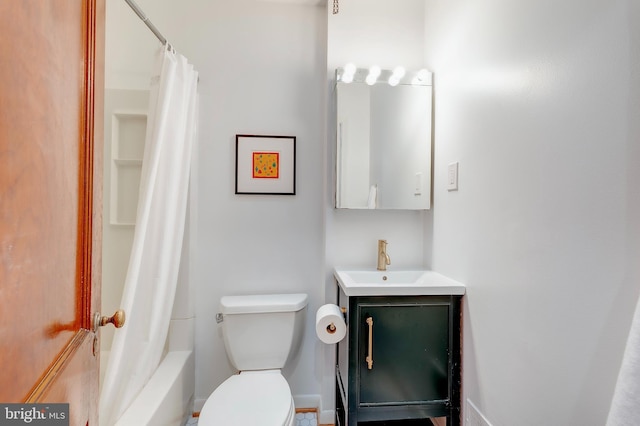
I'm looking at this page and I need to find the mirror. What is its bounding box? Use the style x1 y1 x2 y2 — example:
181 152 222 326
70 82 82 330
335 67 432 210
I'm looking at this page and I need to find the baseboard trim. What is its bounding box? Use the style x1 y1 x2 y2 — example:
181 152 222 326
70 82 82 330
195 393 334 424
293 394 321 410
193 398 206 413
319 409 335 425
294 394 334 425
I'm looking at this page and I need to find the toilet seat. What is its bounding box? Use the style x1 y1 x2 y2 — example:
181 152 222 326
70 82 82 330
199 370 295 426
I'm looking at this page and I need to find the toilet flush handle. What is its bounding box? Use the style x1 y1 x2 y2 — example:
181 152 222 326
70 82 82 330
216 313 223 323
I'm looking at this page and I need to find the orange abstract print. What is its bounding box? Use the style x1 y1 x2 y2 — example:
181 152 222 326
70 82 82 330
252 152 279 179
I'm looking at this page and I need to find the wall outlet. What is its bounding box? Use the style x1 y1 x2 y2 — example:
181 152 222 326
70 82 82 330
466 399 493 426
447 162 459 191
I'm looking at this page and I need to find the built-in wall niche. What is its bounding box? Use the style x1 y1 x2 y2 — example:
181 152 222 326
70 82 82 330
110 111 147 226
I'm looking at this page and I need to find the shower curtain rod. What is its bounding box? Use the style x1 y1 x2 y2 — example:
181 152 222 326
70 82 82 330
124 0 169 47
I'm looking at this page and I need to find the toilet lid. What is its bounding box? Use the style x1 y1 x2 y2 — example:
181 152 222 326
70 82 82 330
199 370 293 426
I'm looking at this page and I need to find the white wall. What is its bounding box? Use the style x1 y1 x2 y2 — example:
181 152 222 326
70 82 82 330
325 2 431 280
423 1 640 425
102 0 159 357
325 0 433 419
105 0 156 89
101 88 149 352
187 0 326 411
107 1 640 424
105 0 327 415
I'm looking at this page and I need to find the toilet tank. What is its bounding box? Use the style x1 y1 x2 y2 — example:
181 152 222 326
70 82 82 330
219 293 308 371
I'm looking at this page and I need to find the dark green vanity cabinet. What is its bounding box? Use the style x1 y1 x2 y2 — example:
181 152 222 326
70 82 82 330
335 289 462 426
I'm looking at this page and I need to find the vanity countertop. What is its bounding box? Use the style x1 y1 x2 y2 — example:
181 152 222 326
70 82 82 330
334 268 466 297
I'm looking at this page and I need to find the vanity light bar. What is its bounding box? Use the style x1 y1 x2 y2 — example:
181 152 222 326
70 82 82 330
336 66 432 87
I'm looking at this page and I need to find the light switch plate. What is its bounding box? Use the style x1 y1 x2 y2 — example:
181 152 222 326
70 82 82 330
447 162 459 191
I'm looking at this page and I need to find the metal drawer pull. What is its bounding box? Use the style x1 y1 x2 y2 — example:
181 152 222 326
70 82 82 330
366 317 373 370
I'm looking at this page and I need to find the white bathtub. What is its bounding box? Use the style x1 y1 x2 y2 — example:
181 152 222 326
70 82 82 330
101 350 195 426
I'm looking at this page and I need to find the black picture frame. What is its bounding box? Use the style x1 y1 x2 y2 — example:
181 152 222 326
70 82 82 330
235 134 296 195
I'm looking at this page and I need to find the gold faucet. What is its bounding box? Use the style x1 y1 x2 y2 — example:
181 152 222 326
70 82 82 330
377 240 391 271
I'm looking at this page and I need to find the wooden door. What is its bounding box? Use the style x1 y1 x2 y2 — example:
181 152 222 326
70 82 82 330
0 1 105 425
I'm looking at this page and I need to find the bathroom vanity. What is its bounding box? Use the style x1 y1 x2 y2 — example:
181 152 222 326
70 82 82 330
333 269 465 426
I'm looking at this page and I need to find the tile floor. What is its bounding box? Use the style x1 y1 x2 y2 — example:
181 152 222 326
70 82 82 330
184 410 318 426
295 411 319 426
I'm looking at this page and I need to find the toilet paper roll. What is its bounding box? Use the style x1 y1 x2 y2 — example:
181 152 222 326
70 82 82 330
316 304 346 344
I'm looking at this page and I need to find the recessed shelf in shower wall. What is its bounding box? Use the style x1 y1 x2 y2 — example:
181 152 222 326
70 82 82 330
110 110 147 226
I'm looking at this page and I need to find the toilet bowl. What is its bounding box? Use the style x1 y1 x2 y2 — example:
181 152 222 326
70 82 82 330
199 370 295 426
197 293 307 426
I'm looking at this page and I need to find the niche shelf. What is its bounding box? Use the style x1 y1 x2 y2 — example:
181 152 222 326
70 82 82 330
110 110 147 226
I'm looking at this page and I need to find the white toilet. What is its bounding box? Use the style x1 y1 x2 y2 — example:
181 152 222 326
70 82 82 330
198 293 308 426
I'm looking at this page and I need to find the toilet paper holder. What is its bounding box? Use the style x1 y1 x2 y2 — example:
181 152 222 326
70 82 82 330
323 307 347 334
316 304 348 344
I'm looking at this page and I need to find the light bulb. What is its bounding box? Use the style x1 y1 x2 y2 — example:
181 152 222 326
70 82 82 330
392 66 406 79
416 69 430 82
344 63 356 76
412 69 431 85
388 75 400 86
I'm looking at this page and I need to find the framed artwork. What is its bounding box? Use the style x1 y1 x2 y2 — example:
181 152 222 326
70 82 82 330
235 134 296 195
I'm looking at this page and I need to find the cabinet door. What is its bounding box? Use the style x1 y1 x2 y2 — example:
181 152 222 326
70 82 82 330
357 302 449 405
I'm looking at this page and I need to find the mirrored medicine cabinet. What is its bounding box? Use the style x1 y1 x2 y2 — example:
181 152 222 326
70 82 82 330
335 67 433 210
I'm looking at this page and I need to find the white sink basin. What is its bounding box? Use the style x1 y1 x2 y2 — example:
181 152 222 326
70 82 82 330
334 268 466 297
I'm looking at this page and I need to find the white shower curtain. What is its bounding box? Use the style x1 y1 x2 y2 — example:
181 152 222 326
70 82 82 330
99 45 198 426
607 295 640 426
